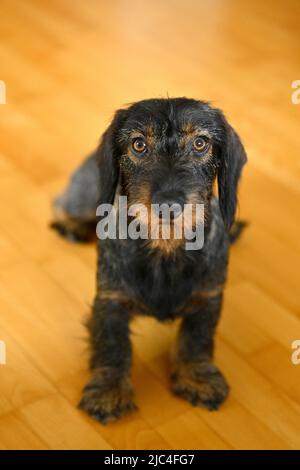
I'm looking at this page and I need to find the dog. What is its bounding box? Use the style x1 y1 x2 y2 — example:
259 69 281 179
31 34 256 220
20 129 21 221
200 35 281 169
51 98 247 424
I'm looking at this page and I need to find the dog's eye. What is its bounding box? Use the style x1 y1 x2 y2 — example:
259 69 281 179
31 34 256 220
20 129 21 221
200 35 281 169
132 137 147 155
193 136 208 153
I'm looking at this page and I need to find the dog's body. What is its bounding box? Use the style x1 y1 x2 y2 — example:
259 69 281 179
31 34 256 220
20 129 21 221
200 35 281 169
97 197 228 321
52 98 247 423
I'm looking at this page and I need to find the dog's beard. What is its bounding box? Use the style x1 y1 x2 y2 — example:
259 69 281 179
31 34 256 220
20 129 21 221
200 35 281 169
128 191 205 254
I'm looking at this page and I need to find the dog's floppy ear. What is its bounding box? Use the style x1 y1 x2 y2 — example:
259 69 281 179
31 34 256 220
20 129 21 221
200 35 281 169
96 109 127 205
217 123 247 230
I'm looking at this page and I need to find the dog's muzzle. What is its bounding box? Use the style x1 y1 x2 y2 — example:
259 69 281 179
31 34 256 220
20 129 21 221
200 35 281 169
152 191 185 220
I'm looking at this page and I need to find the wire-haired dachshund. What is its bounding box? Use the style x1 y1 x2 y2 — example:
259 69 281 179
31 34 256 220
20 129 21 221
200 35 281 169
51 98 247 424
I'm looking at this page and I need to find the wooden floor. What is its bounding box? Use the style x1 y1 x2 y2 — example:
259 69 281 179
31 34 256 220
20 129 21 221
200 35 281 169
0 0 299 450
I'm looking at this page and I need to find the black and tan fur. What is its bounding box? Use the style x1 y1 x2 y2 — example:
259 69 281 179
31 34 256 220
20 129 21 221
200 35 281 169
51 98 247 423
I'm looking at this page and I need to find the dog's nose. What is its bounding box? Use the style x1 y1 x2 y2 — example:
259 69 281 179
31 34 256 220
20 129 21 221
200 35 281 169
152 191 185 220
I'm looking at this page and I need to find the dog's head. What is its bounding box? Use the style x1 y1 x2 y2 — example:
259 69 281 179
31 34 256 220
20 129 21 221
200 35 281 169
97 98 247 242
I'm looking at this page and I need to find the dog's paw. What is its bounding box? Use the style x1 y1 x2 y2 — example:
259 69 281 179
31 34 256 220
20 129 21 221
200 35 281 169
79 374 137 424
171 361 229 411
50 219 95 243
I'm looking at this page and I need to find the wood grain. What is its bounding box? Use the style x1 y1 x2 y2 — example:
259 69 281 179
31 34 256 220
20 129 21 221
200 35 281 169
0 0 299 450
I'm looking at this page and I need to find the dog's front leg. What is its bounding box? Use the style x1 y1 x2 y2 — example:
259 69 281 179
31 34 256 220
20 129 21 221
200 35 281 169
79 294 136 424
171 292 229 411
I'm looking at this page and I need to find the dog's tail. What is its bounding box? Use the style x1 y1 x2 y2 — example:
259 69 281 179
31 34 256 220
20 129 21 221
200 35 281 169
50 152 99 242
229 220 248 244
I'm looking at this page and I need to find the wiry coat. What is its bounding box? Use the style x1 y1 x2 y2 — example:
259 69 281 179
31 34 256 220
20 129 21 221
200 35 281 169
52 98 247 423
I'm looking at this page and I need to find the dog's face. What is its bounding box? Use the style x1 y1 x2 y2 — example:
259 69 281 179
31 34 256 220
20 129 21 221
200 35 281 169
97 98 247 242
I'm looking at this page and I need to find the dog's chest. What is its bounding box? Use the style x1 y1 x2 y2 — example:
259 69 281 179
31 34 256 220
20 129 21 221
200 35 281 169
124 251 203 321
